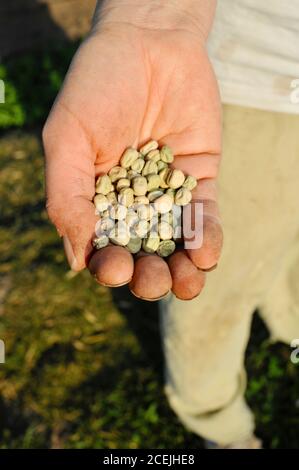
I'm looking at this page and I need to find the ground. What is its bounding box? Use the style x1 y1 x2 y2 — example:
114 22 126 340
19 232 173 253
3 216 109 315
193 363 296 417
0 42 298 449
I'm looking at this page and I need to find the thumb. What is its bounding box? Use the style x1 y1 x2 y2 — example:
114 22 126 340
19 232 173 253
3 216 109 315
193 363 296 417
43 104 98 271
170 152 223 270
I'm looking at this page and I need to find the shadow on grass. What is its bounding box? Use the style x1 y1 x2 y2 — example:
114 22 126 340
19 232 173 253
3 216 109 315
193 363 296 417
0 0 80 130
110 286 163 377
1 1 69 58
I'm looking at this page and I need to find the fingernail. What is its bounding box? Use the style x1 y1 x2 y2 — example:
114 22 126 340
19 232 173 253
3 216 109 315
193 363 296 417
97 278 132 288
130 289 171 302
63 236 78 271
202 263 218 272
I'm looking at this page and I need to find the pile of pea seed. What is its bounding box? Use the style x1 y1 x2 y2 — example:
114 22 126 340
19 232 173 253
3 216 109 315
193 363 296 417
92 140 197 257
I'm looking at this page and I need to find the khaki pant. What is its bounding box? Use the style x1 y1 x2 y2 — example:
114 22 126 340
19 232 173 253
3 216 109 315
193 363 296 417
160 105 299 445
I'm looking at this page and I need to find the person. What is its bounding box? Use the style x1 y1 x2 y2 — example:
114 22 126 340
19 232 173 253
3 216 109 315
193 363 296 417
43 0 299 448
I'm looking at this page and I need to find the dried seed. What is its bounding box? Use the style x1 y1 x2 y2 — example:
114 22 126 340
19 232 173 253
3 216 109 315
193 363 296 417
127 169 139 180
109 221 130 246
139 140 158 156
126 237 142 254
172 205 183 239
95 219 104 237
158 221 173 240
99 216 115 233
134 196 149 205
110 204 127 220
160 211 173 226
175 187 192 206
126 210 139 228
157 240 176 257
165 188 175 202
95 175 113 195
132 176 148 196
101 209 110 218
118 188 134 207
159 168 171 188
157 160 167 171
120 148 140 168
116 178 130 191
148 212 159 232
133 220 149 238
147 189 164 202
106 191 118 205
93 142 189 257
142 236 160 253
135 203 155 221
131 158 145 173
108 166 127 182
145 149 160 162
172 204 182 220
94 194 109 213
92 234 109 250
142 160 158 176
147 174 161 191
166 169 185 189
183 175 197 191
153 194 173 214
160 145 174 163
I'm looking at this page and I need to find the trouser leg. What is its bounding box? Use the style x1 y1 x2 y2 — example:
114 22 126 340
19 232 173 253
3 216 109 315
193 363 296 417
159 294 255 445
259 233 299 344
160 105 299 444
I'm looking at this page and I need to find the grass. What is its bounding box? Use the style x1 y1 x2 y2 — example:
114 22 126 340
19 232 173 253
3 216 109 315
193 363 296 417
0 43 78 129
0 44 298 449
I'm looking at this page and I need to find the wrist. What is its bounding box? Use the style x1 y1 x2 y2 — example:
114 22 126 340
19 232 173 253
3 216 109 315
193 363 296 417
93 0 217 42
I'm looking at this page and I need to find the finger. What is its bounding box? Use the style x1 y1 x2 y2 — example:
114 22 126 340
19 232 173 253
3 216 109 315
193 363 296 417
167 249 206 300
89 245 134 287
43 103 98 271
160 145 222 271
185 179 223 270
169 153 220 180
129 252 172 301
187 213 223 270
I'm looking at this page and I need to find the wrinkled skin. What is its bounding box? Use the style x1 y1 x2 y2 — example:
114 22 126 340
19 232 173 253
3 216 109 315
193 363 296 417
43 23 223 300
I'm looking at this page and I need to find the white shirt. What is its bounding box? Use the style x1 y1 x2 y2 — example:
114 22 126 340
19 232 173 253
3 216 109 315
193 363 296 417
208 0 299 114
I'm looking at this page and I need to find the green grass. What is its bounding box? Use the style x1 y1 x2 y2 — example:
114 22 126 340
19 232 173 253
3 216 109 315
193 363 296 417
0 43 77 129
0 130 203 449
0 44 298 449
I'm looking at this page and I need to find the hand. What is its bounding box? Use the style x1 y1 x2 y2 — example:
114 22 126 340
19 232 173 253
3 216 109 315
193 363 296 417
43 0 223 300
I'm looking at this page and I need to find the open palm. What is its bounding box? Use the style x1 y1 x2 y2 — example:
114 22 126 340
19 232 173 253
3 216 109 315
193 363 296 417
43 24 223 300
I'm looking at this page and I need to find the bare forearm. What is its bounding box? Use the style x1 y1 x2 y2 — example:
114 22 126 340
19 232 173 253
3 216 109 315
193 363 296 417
93 0 217 41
